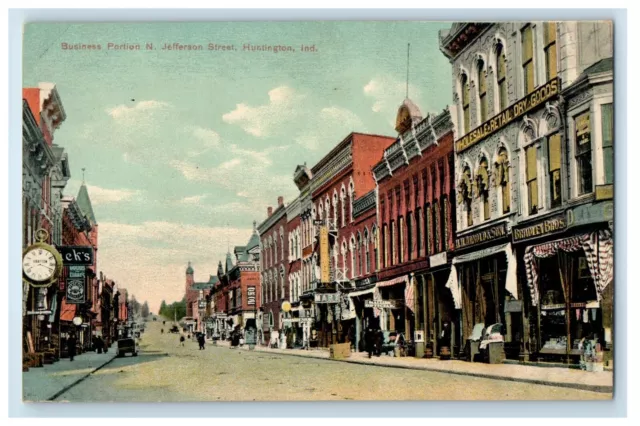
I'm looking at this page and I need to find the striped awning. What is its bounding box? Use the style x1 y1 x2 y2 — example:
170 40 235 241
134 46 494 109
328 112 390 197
59 298 77 322
377 275 409 288
524 230 613 306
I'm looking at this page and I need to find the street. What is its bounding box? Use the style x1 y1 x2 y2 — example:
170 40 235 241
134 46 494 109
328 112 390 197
52 321 610 402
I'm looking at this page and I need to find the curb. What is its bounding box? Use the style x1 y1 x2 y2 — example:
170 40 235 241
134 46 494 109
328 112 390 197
235 346 613 394
45 351 119 402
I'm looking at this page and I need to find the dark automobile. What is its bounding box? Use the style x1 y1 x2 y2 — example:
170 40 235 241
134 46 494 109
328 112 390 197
117 338 138 357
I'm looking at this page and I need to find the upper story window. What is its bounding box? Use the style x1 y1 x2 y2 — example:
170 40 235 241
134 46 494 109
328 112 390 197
459 166 473 227
575 111 593 195
495 148 511 214
477 59 488 123
476 158 490 221
526 145 539 214
543 22 557 81
461 73 471 134
548 133 562 208
601 103 614 185
522 24 535 95
496 42 508 112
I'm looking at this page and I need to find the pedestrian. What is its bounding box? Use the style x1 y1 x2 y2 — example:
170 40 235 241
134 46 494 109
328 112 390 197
67 333 77 362
365 328 373 358
96 336 104 354
180 335 185 347
198 333 205 350
161 328 164 334
348 324 356 352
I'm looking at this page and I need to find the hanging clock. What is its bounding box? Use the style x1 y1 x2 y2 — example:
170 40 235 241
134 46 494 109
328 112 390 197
22 229 63 288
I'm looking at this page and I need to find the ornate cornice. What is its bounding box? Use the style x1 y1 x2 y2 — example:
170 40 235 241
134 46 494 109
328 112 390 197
353 189 377 218
310 144 352 195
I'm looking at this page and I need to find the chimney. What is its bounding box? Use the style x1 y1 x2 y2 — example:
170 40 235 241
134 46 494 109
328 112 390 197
267 206 273 217
277 196 284 207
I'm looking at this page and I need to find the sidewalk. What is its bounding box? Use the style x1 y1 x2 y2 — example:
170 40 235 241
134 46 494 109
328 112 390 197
213 340 613 394
22 345 117 402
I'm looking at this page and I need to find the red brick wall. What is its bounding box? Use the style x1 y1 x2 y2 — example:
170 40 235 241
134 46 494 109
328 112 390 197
351 133 396 196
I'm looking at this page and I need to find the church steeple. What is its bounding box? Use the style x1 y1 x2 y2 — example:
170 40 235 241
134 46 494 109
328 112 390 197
186 261 194 275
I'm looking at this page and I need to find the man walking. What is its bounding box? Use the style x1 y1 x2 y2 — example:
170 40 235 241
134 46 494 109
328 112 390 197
67 333 77 362
198 333 205 350
179 335 185 347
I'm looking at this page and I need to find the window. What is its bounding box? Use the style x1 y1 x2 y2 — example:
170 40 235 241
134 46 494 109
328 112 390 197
526 145 539 214
442 197 449 250
407 214 413 261
364 230 370 274
478 59 488 122
496 43 508 111
433 204 440 253
399 217 405 264
461 167 473 226
461 73 471 134
356 233 362 277
575 111 593 195
373 227 379 271
390 220 396 266
416 208 422 257
601 103 614 185
350 239 356 279
477 158 490 221
382 224 388 268
496 148 511 214
544 22 557 81
425 204 431 255
522 24 535 94
548 133 562 207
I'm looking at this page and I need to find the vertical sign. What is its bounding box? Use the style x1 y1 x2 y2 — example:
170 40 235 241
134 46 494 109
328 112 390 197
575 112 591 146
247 286 256 306
66 265 86 304
319 226 330 283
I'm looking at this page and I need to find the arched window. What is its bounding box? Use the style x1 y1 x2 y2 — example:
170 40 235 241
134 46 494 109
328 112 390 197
340 186 346 228
478 59 488 123
477 157 490 221
381 224 387 268
458 167 473 227
461 73 471 134
407 213 413 261
348 180 355 223
364 229 370 274
280 266 285 299
372 226 379 271
333 192 339 227
356 232 362 277
495 148 511 214
526 144 539 214
416 208 422 257
341 240 348 279
496 42 508 111
350 237 356 279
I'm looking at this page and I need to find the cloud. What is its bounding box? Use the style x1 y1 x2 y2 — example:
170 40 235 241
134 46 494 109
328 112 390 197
363 76 422 117
179 194 207 205
293 106 363 151
63 181 140 205
97 221 254 312
106 100 170 120
192 126 221 148
222 86 301 137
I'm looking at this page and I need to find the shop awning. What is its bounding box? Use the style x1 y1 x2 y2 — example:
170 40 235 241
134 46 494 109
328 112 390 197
59 298 77 322
377 275 409 288
447 242 519 309
524 229 613 306
348 286 376 298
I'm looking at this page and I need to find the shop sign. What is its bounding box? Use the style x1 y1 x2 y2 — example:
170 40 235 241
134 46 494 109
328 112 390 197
319 226 330 283
456 77 560 152
59 246 94 265
566 202 613 229
314 293 339 304
365 299 396 309
247 286 256 306
354 276 378 288
455 223 508 250
575 111 591 146
595 184 613 201
66 265 86 304
504 300 523 313
430 252 447 267
512 213 567 243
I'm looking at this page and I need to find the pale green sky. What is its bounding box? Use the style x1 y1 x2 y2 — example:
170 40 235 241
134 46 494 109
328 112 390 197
23 22 453 312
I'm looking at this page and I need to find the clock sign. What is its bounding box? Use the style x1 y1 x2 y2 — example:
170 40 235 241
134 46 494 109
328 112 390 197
22 229 63 288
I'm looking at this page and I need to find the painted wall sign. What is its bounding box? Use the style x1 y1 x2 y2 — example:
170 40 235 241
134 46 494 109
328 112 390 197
59 246 94 265
512 213 567 243
566 201 613 229
247 286 256 306
430 251 448 267
575 111 591 146
455 223 508 250
314 293 340 304
354 276 378 288
66 265 86 304
456 77 560 153
319 226 330 283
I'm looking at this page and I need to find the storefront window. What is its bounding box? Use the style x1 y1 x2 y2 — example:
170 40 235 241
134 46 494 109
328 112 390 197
575 111 593 195
601 103 614 185
548 133 562 207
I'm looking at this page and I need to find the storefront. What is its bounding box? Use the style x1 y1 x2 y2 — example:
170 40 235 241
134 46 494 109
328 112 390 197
374 275 412 337
517 213 613 365
349 277 378 351
447 222 519 359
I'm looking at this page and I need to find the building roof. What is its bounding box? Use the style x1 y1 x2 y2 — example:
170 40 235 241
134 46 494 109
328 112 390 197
225 252 234 273
580 57 613 80
76 183 97 224
186 261 194 275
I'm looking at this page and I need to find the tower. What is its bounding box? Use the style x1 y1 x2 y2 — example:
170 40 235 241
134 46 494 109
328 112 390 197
186 261 194 317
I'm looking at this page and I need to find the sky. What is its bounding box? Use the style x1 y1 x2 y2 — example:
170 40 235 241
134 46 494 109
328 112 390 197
23 22 453 313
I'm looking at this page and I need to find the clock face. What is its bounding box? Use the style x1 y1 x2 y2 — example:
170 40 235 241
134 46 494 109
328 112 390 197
23 248 57 282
